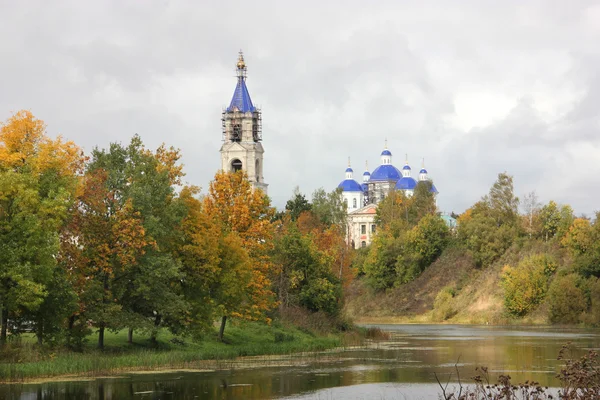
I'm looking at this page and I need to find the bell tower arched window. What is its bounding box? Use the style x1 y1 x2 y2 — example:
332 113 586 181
231 159 243 172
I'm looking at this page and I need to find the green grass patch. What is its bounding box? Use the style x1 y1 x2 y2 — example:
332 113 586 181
0 320 344 382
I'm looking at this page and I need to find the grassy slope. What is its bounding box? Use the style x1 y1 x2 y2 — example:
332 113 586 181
345 240 569 325
345 247 476 323
0 320 344 382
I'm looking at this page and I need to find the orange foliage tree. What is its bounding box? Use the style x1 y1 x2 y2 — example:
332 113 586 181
203 171 276 340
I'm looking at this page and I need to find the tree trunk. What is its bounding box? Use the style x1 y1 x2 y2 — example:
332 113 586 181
98 325 105 350
36 319 43 346
150 315 161 347
66 315 75 347
128 327 133 344
1 305 7 346
218 316 227 342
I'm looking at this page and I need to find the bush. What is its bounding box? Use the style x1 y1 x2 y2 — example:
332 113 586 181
547 274 586 324
432 286 456 321
501 254 555 317
299 277 341 316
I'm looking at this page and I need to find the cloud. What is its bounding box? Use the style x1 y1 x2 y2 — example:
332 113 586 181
1 0 599 215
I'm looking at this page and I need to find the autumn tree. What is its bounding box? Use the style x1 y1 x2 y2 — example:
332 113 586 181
0 110 83 345
203 171 276 340
63 136 187 348
562 215 600 278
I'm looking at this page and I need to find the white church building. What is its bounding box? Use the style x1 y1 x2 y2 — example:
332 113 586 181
338 147 438 248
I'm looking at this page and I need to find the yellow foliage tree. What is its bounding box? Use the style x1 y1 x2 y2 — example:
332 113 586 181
203 171 276 339
0 110 84 345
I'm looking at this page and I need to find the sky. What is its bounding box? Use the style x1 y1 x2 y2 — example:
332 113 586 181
1 0 599 215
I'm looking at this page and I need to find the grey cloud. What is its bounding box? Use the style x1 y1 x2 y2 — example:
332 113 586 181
1 0 600 215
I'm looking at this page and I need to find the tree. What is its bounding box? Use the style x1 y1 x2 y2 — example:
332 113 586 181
285 187 312 221
203 171 276 340
273 224 338 313
0 110 83 346
488 172 519 226
521 191 540 238
562 215 600 278
397 214 450 283
311 188 347 230
63 136 186 349
375 190 412 235
538 201 561 241
176 186 222 336
412 181 437 223
457 173 520 268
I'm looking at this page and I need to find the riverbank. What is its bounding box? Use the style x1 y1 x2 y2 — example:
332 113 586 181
0 321 358 383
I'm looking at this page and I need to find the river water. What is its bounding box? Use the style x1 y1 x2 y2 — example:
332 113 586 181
2 324 599 400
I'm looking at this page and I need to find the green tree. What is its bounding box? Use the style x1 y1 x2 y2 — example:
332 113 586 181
311 188 347 230
362 232 403 290
488 172 519 226
63 136 187 349
396 214 450 284
272 223 341 315
457 173 520 268
285 187 312 221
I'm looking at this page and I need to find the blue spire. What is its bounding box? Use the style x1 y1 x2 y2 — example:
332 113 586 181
227 51 256 113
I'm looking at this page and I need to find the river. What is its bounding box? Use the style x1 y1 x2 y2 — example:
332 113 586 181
1 324 598 399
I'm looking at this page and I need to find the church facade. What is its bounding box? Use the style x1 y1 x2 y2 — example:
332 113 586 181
220 52 268 193
338 147 438 248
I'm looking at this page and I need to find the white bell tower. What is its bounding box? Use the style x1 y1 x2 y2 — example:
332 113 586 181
220 51 268 193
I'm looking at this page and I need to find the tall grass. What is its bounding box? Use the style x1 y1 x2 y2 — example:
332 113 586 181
0 320 346 382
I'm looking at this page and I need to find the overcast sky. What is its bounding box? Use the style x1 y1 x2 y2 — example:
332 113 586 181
1 1 599 215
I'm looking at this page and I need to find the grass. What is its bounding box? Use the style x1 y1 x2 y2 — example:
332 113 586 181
0 320 347 383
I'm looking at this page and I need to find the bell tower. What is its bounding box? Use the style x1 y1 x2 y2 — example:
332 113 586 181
220 51 268 193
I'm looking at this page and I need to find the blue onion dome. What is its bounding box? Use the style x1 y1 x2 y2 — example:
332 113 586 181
381 149 392 156
338 179 363 192
395 176 418 190
370 165 402 181
345 167 353 173
363 170 371 176
403 164 411 170
419 168 428 174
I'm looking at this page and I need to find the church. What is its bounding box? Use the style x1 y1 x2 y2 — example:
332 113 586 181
217 52 440 249
338 149 438 248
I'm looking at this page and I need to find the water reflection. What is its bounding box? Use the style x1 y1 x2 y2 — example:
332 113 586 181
1 325 598 399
